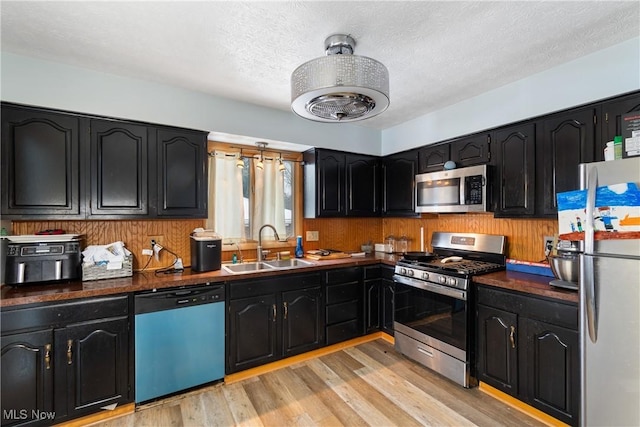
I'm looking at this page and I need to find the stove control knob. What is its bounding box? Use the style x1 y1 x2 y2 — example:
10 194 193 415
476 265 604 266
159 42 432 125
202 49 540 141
438 276 446 284
400 268 407 275
422 272 429 280
448 278 457 286
407 269 415 277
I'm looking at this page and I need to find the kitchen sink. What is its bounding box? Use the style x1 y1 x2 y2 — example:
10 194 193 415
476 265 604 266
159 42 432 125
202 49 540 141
222 258 315 274
263 259 315 269
222 262 276 274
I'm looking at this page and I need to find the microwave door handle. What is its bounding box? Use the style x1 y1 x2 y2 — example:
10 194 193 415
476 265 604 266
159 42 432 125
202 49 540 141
460 176 466 205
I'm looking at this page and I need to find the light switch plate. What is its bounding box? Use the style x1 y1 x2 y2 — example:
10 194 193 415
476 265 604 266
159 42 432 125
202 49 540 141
306 231 319 241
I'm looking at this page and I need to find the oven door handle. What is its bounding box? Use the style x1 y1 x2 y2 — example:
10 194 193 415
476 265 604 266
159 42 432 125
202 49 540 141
393 274 466 301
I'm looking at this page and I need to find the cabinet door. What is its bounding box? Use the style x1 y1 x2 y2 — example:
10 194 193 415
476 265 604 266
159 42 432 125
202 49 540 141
476 304 519 395
600 92 640 159
345 154 379 216
494 123 536 217
282 287 323 357
364 280 381 333
381 278 395 335
1 330 54 427
523 318 579 425
418 144 449 173
539 108 595 216
1 106 82 218
89 120 148 216
156 128 207 217
228 294 278 373
56 317 130 420
450 134 491 167
381 151 419 217
317 150 345 216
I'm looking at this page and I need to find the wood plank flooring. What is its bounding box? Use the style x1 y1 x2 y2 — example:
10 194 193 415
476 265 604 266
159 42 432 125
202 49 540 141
91 339 545 427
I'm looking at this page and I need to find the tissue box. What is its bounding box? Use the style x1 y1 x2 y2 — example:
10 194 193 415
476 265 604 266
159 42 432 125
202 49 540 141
83 255 133 281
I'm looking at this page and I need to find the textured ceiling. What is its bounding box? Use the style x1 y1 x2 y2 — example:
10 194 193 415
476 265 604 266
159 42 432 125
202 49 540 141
1 1 639 130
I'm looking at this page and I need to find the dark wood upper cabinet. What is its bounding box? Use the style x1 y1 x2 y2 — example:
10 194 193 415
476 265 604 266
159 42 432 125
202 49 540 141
538 108 596 216
450 134 491 167
155 128 207 217
418 144 449 173
381 150 419 217
599 92 640 160
493 123 536 217
1 106 82 218
89 120 149 216
345 154 379 216
1 103 208 219
304 149 379 217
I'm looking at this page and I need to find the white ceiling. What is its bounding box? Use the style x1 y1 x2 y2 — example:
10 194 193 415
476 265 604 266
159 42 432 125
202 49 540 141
1 1 639 131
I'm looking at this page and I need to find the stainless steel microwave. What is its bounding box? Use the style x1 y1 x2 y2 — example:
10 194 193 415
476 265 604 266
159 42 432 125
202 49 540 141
415 164 489 213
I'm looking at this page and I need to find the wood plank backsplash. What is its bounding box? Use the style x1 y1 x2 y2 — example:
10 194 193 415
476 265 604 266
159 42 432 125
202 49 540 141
12 220 205 270
14 214 557 271
304 214 557 262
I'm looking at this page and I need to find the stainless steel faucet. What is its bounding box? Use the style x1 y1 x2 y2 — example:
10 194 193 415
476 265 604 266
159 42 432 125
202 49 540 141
257 224 280 262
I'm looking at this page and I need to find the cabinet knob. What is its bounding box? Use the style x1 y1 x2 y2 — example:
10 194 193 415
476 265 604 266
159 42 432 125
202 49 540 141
45 344 52 370
509 325 516 349
67 339 73 365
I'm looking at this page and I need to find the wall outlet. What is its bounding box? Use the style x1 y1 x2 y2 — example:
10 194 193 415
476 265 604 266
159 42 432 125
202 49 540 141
544 236 555 256
306 231 319 242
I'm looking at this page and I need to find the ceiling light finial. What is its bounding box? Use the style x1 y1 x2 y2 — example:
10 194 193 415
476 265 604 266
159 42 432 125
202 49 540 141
291 34 389 123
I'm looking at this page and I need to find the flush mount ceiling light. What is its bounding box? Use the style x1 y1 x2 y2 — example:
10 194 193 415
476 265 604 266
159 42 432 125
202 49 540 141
291 34 389 123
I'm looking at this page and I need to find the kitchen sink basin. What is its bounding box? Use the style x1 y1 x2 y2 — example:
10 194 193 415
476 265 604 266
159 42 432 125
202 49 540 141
263 259 315 269
222 262 276 274
222 258 315 274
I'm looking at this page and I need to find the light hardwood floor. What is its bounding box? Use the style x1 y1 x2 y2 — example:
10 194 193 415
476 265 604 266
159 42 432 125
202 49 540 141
92 339 545 427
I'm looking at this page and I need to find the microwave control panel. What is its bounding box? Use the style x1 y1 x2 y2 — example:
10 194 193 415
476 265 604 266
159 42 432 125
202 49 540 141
465 175 483 205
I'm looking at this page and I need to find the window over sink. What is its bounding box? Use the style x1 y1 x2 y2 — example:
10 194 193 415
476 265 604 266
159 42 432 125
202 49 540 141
206 144 300 243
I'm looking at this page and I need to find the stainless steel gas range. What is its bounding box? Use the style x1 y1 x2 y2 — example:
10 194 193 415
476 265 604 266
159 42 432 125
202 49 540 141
393 232 506 388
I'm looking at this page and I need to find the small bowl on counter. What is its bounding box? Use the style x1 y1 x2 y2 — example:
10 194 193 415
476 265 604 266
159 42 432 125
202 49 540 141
547 254 580 283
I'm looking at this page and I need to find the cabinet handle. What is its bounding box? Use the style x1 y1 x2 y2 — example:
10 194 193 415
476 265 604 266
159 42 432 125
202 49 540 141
67 339 73 365
44 344 52 370
283 302 288 320
509 325 516 349
272 304 277 322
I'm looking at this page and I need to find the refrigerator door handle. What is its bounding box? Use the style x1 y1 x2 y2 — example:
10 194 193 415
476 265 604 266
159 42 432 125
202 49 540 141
581 253 598 343
584 165 597 255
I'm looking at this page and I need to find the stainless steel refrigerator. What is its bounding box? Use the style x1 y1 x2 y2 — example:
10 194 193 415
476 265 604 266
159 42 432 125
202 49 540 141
579 157 640 426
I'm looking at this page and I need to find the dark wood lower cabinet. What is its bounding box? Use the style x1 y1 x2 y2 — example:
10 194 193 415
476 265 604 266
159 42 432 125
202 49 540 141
228 294 278 371
325 267 363 345
227 273 324 374
0 296 132 426
476 285 579 426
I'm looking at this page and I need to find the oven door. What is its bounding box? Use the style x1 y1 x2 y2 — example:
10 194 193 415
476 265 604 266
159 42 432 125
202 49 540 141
393 274 469 360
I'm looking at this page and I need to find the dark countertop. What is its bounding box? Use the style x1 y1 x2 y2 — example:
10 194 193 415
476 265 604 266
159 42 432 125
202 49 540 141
473 270 579 304
0 253 400 308
1 253 578 308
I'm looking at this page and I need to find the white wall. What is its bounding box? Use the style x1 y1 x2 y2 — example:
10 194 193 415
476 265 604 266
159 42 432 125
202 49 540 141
2 37 639 157
0 53 381 155
382 37 640 156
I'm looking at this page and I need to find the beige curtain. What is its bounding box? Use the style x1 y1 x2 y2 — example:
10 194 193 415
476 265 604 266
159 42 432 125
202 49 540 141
206 153 246 241
252 159 286 240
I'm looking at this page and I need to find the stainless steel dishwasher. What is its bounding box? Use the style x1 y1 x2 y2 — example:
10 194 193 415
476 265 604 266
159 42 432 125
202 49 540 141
134 283 225 403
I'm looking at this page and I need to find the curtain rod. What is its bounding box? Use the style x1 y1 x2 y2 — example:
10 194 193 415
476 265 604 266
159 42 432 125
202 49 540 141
208 150 304 164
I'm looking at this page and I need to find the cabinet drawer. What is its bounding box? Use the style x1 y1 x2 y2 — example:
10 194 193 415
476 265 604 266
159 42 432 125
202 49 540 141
363 265 381 280
1 295 130 334
477 285 578 330
326 283 360 305
326 300 359 325
326 320 360 345
326 267 361 285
